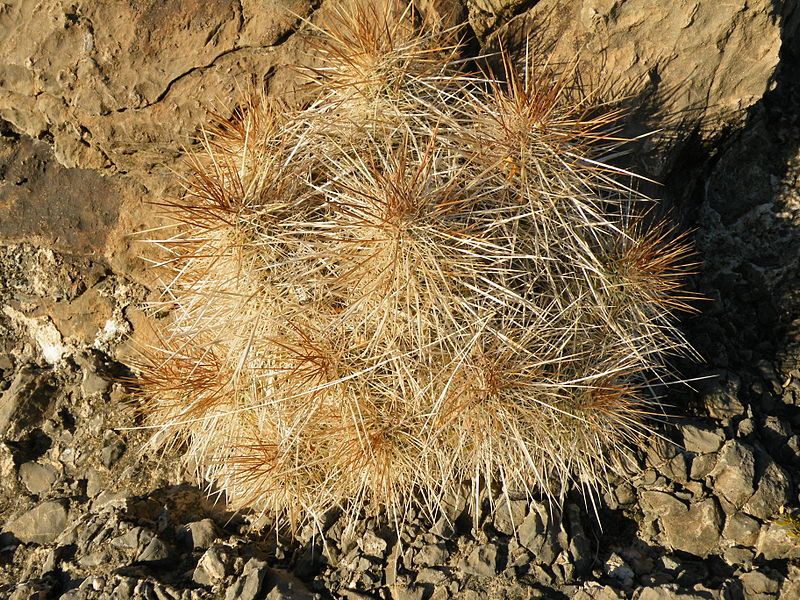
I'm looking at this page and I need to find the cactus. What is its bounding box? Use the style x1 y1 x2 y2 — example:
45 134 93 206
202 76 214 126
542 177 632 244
135 0 697 532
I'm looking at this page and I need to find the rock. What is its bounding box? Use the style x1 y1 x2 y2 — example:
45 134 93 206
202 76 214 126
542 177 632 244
489 1 788 181
680 423 725 454
645 437 680 468
137 536 171 563
756 522 800 560
266 568 314 600
614 482 637 506
18 461 58 495
3 309 65 364
81 369 110 397
709 440 791 521
84 468 103 498
357 530 387 558
391 582 425 600
574 583 623 600
111 527 146 550
193 545 231 585
0 1 305 173
416 567 447 585
100 432 126 468
723 545 755 568
739 570 780 598
636 586 713 600
0 365 54 436
413 542 448 567
698 372 746 420
661 453 690 485
110 525 171 563
742 453 791 521
565 503 592 575
182 519 218 550
689 454 716 481
225 558 269 600
722 513 761 547
518 501 557 563
5 499 68 544
459 543 498 577
710 440 756 509
640 492 722 557
492 498 527 535
604 553 634 588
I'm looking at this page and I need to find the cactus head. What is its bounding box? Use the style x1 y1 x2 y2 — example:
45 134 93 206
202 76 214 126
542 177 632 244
135 1 697 533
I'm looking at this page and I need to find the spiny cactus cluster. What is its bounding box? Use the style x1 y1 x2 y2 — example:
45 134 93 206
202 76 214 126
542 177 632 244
137 1 696 532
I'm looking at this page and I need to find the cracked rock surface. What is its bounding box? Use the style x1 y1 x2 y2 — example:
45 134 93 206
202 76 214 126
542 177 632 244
2 1 800 599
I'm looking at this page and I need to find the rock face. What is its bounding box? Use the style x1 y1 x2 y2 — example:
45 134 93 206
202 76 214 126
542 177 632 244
0 0 310 173
490 0 793 180
0 0 792 180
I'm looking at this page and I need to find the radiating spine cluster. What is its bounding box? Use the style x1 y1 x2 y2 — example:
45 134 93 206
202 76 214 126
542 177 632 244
137 0 697 531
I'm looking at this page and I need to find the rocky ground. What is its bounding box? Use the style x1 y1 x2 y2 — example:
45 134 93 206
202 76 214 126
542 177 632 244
2 1 800 598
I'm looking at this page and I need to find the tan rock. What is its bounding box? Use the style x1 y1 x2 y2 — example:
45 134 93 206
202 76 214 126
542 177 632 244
489 0 787 178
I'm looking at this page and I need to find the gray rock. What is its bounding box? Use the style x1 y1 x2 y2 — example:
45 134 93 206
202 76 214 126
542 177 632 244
681 424 725 454
81 368 110 397
460 543 498 577
266 568 314 600
111 527 146 550
565 503 592 575
710 440 756 509
689 453 716 481
193 545 231 585
742 454 791 520
640 492 722 557
636 586 712 600
722 545 754 568
84 468 103 498
416 567 447 585
661 453 690 484
722 513 761 546
604 553 634 587
413 542 448 567
614 482 636 506
440 488 468 524
357 530 387 558
225 559 268 600
756 522 800 560
0 365 54 435
699 372 745 420
6 499 68 544
19 461 58 495
493 498 527 535
182 519 218 550
100 433 126 469
391 582 425 600
112 577 135 599
506 536 531 568
739 570 780 598
137 537 171 563
430 516 455 539
518 501 558 563
10 581 55 600
79 549 112 568
574 584 623 600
